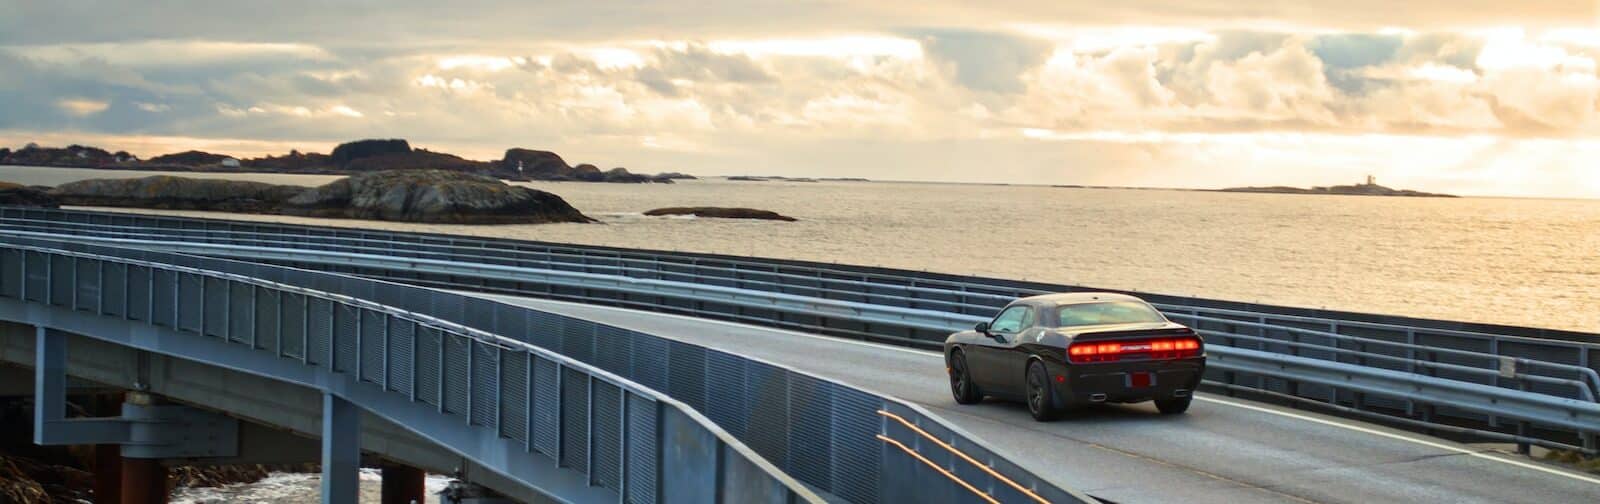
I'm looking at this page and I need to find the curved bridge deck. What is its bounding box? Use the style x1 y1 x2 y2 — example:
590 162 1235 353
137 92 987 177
474 293 1600 503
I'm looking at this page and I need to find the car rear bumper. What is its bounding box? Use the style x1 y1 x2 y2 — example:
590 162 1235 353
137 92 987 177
1050 356 1206 405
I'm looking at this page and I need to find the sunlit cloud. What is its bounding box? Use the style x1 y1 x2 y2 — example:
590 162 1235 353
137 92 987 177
134 102 170 113
56 98 109 116
707 36 923 59
9 40 331 67
437 55 520 72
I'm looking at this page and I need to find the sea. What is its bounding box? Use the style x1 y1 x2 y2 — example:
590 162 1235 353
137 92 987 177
3 165 1596 334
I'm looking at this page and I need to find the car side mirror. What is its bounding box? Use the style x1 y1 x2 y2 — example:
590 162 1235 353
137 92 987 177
974 322 989 334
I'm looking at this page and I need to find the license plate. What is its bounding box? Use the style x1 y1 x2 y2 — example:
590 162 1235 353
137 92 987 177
1129 372 1153 388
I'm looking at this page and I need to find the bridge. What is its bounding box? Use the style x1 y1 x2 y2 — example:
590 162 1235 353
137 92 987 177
0 206 1597 503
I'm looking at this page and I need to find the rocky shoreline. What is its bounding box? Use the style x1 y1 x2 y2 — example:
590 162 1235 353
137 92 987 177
1 138 696 184
10 170 596 225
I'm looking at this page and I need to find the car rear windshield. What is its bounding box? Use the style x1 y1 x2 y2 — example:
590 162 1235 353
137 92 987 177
1056 301 1166 327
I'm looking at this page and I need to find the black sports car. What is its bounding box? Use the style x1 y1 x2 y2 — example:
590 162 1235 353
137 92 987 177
944 293 1205 421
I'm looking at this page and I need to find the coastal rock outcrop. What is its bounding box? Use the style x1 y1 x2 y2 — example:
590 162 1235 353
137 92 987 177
1219 183 1456 198
643 207 796 221
51 176 305 212
145 150 235 167
344 148 484 172
7 140 694 184
2 144 129 167
331 139 411 167
502 149 573 178
0 182 59 207
283 169 594 224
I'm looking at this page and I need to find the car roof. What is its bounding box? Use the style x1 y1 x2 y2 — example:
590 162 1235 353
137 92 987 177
1015 292 1146 307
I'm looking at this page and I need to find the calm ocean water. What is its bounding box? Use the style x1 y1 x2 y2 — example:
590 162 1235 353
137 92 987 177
3 165 1597 332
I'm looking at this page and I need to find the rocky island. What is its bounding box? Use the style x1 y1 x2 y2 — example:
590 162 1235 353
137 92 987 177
643 207 797 221
9 170 594 225
1219 176 1456 198
0 139 690 184
0 182 58 207
283 170 594 224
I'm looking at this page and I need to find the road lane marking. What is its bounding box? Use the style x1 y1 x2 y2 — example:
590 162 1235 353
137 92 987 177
1195 396 1600 486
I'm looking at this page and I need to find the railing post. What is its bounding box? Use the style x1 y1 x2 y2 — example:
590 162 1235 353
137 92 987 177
354 308 363 381
618 389 629 503
526 352 535 453
1405 329 1417 417
554 361 565 465
587 374 596 487
466 340 475 425
1516 381 1531 455
321 392 361 504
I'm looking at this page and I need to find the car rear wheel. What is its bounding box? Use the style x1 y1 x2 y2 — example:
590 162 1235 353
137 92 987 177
1155 396 1191 415
949 350 982 404
1025 361 1059 421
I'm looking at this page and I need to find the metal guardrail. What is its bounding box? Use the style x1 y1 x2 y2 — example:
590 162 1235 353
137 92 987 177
1 235 1095 504
1 208 1596 453
0 240 820 503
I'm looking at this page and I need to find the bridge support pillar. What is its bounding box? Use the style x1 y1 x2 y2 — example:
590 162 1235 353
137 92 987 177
120 457 168 504
321 392 362 504
94 443 124 503
381 463 427 504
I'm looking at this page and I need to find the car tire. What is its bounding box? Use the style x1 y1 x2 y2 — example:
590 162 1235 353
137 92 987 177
949 350 983 404
1025 361 1059 421
1155 396 1192 415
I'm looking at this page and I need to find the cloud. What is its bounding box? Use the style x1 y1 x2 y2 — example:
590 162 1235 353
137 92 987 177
916 29 1053 93
57 98 110 116
3 1 1599 196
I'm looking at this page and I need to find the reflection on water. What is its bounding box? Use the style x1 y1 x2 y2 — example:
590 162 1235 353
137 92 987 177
2 165 1596 332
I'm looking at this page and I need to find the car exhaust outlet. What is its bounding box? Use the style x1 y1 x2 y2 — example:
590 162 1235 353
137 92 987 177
1089 393 1108 402
1173 389 1191 398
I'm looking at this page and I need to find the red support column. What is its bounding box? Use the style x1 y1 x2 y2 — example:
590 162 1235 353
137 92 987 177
120 458 168 504
381 463 428 504
94 444 123 503
93 393 125 503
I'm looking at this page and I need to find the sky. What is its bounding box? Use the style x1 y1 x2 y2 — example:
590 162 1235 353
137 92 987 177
2 1 1599 197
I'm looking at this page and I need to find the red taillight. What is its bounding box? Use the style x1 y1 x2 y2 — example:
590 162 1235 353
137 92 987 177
1068 337 1200 363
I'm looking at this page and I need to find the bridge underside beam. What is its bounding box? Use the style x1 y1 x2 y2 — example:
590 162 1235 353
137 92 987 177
0 318 558 504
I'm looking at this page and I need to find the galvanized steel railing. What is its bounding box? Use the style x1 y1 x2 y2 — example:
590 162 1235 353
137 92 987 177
0 235 1095 504
0 240 821 503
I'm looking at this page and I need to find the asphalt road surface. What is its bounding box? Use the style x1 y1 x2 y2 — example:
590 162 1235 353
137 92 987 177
471 293 1600 504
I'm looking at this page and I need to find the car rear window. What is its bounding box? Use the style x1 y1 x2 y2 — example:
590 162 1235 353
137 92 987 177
1056 301 1166 327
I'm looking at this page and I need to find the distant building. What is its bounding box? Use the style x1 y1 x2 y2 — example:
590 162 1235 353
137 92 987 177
220 157 241 168
1365 174 1376 186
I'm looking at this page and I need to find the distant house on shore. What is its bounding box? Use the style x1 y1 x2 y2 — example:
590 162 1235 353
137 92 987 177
221 157 241 168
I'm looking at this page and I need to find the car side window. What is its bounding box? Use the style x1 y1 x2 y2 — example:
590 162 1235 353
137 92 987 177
990 306 1030 333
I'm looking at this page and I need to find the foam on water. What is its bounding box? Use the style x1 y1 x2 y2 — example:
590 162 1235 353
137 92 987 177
169 470 455 504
